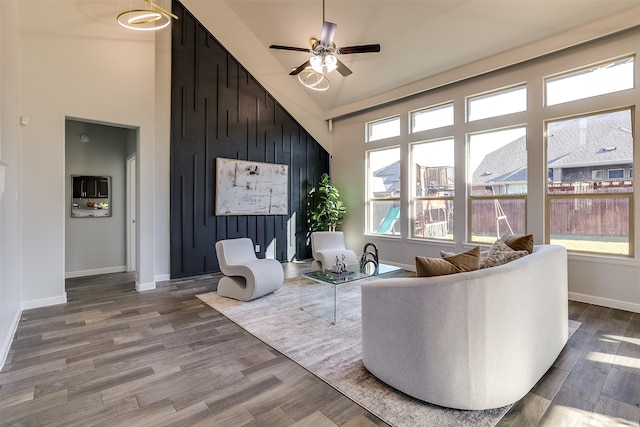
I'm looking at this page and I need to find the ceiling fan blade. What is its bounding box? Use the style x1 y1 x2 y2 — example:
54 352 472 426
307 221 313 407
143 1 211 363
320 21 337 46
289 59 311 76
338 44 381 55
336 58 352 77
270 45 311 53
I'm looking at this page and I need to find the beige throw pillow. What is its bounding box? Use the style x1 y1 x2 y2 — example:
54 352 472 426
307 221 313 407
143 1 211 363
415 257 460 277
417 246 481 277
484 239 529 268
500 232 534 254
441 249 490 269
443 246 481 272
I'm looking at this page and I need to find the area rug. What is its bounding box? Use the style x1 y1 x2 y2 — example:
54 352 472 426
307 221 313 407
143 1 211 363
197 276 581 427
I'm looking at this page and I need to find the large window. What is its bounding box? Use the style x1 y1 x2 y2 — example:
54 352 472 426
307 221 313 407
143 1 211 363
410 138 454 240
467 85 527 121
545 56 634 106
468 126 527 243
367 147 401 235
547 109 634 256
367 116 400 142
410 102 454 133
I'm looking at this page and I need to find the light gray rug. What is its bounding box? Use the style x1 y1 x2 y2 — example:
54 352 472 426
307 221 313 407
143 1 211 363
197 276 581 427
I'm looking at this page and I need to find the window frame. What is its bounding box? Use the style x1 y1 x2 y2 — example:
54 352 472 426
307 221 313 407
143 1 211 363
544 55 635 107
608 168 625 180
467 126 528 244
466 84 527 122
545 108 634 257
366 146 402 236
409 137 455 240
409 102 454 134
366 115 401 142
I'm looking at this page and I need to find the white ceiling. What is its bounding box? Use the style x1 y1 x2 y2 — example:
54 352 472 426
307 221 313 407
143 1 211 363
49 0 640 146
217 0 640 118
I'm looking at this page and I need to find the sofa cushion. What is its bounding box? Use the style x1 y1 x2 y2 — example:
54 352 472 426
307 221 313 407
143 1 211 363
501 232 534 254
483 239 529 268
417 246 480 276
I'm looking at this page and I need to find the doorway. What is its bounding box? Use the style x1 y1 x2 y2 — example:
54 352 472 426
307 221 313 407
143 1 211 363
64 118 137 279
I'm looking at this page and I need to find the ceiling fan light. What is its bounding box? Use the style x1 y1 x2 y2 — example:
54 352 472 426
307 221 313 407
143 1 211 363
310 56 323 73
324 55 338 73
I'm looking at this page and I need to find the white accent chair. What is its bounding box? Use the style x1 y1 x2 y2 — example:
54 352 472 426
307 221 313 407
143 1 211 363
215 238 284 301
310 231 358 271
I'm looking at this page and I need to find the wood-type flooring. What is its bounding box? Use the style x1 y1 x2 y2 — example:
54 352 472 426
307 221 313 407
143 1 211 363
1 263 639 426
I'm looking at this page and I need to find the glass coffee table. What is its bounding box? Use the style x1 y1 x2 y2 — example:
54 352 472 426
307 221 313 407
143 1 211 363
301 263 402 324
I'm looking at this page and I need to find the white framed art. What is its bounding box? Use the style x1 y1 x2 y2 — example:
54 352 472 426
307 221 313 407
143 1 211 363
215 157 288 215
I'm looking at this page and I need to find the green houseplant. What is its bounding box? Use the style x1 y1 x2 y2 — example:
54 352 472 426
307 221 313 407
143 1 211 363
309 173 347 232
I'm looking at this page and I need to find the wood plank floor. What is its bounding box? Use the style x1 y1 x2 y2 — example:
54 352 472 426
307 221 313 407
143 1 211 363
1 263 639 426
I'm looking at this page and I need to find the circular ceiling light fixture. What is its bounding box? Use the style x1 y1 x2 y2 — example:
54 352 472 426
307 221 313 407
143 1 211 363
117 0 178 31
297 68 330 92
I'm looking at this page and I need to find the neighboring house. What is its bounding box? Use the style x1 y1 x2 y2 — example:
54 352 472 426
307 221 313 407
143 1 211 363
472 110 633 194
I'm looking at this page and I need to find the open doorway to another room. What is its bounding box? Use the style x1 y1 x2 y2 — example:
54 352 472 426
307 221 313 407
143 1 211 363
64 118 137 283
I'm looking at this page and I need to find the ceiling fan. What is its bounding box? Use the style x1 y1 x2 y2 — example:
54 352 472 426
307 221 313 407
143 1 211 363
269 0 380 89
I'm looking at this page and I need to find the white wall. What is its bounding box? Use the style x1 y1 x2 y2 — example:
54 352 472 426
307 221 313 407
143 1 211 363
16 0 170 302
331 27 640 313
0 0 24 368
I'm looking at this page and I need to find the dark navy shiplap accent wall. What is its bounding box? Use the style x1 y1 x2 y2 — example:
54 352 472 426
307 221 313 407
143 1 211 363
170 1 329 277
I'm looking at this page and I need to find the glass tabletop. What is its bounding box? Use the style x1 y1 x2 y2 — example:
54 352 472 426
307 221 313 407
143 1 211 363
303 263 402 285
301 263 402 324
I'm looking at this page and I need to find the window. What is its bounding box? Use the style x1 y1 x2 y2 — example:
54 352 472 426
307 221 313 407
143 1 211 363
545 56 634 106
367 116 400 142
367 147 401 235
547 109 633 256
467 85 527 121
411 103 454 133
410 138 454 240
468 126 527 243
592 170 604 180
608 169 625 180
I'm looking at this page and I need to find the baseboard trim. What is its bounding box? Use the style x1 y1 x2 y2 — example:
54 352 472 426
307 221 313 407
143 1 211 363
0 307 22 370
569 291 640 314
136 281 156 291
65 266 126 279
154 274 170 283
21 293 68 310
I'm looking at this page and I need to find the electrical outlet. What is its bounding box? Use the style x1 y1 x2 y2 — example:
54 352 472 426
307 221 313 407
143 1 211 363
254 244 260 252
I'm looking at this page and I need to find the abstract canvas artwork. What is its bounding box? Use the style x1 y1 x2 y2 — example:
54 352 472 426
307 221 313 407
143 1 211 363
215 157 289 215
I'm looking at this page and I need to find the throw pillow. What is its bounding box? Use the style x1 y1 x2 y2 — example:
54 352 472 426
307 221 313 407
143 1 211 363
415 256 460 277
483 239 529 268
417 246 481 277
500 232 534 254
442 246 481 272
441 248 490 268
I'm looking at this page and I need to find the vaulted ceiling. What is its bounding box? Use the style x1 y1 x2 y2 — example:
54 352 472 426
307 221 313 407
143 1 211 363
34 0 640 147
184 0 640 122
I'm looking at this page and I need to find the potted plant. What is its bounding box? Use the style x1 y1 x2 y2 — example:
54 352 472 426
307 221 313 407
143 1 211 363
309 173 347 232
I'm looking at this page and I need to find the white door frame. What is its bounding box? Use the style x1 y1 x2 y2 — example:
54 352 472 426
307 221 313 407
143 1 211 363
126 154 137 272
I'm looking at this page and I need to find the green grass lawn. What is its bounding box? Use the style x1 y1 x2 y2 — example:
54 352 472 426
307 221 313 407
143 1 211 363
470 234 629 256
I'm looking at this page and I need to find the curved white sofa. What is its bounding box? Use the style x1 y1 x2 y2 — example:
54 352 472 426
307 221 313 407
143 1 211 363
361 244 568 410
